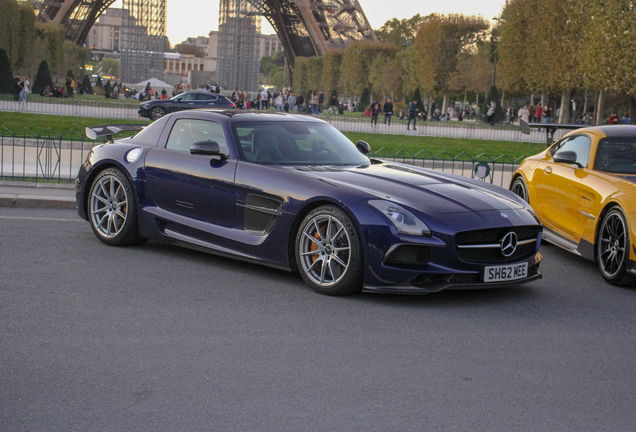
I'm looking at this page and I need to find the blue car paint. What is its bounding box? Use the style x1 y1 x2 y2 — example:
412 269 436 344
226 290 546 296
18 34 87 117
76 109 542 293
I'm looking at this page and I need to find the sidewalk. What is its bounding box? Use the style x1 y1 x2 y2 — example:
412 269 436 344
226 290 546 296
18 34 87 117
0 181 76 209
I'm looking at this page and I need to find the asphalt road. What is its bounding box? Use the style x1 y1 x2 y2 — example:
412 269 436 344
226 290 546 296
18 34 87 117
1 208 636 432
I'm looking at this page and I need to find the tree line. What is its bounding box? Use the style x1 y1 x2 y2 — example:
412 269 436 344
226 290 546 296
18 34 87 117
293 1 636 124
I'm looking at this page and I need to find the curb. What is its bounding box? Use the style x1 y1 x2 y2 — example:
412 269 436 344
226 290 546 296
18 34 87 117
0 193 76 209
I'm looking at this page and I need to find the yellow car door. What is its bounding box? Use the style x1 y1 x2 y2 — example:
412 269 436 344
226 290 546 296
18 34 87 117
533 134 592 240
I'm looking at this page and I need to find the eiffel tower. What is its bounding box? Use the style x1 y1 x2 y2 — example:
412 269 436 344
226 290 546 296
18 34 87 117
29 0 377 64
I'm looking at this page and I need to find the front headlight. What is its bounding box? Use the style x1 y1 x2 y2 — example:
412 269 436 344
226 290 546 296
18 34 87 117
369 200 431 236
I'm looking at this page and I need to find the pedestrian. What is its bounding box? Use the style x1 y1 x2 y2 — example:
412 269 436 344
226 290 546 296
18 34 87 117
161 88 166 100
521 105 530 123
275 93 283 111
369 100 381 126
543 105 551 124
620 112 631 124
287 92 296 113
535 103 543 123
19 75 29 103
407 99 418 130
609 112 620 125
296 92 304 114
383 98 393 126
318 90 324 115
311 90 318 115
486 101 496 126
13 74 22 101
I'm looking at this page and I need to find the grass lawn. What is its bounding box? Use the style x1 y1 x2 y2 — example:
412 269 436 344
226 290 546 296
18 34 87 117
0 111 545 159
0 93 143 106
343 132 545 160
0 112 149 137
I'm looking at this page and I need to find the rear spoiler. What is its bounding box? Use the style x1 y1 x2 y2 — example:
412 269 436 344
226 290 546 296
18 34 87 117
519 119 585 146
86 124 147 143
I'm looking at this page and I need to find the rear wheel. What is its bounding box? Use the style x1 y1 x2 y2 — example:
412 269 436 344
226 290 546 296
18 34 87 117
88 168 142 246
597 207 634 285
510 176 529 203
295 206 363 295
150 107 166 120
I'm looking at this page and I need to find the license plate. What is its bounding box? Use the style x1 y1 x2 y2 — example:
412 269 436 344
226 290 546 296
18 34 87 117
483 262 528 282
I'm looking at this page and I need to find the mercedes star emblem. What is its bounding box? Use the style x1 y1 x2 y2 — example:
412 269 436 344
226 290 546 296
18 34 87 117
500 232 518 257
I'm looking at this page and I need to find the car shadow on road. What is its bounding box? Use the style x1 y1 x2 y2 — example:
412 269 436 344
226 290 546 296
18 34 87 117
136 241 543 307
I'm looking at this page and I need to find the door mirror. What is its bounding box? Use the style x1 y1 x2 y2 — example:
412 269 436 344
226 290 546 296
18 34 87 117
553 150 581 167
190 141 227 160
356 140 371 155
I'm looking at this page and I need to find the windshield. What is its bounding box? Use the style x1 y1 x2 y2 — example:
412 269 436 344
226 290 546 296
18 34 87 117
233 121 370 166
594 137 636 174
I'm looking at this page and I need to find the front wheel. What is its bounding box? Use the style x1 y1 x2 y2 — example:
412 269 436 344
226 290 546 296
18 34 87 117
597 207 634 285
150 107 166 120
88 168 143 246
295 206 363 295
510 176 529 203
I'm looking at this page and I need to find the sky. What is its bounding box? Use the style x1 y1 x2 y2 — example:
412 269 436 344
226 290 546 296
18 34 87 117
112 0 507 45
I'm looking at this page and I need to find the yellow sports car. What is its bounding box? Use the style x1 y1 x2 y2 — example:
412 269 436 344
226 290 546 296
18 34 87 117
511 121 636 285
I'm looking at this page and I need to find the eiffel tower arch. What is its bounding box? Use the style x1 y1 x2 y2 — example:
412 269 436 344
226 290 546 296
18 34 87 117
30 0 377 85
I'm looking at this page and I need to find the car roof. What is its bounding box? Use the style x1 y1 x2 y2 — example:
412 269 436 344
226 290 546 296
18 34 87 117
173 109 328 124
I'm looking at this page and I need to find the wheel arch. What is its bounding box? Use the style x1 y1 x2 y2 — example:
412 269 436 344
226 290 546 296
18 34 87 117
593 201 626 260
287 198 364 273
83 162 137 217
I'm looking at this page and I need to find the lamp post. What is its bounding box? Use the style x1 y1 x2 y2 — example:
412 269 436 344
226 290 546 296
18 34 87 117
492 16 501 88
8 20 15 69
402 40 412 103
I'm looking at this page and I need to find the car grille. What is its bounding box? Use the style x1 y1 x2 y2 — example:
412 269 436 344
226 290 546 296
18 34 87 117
455 225 540 264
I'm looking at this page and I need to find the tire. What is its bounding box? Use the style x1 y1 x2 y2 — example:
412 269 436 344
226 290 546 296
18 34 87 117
596 207 635 285
150 107 166 120
510 176 529 203
295 205 363 295
88 168 142 246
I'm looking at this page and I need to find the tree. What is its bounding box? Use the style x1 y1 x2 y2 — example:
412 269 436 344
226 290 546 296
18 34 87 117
339 41 398 100
95 75 103 88
411 88 425 112
581 0 636 124
482 86 505 123
32 59 52 95
322 49 343 96
0 49 13 94
66 69 74 79
369 55 402 100
376 14 425 47
100 58 119 78
414 14 490 114
82 74 94 95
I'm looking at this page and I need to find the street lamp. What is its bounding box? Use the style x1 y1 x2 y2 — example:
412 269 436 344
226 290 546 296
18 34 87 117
402 40 412 103
492 16 501 88
8 20 15 69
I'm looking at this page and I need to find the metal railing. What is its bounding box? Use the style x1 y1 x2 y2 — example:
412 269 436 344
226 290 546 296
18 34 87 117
323 115 568 144
0 127 524 188
0 97 141 120
0 128 99 183
369 147 525 188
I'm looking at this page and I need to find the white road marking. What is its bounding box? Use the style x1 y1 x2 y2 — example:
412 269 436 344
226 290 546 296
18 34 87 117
0 216 83 222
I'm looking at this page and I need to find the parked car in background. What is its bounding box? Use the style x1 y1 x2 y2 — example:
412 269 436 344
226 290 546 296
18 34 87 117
138 91 235 120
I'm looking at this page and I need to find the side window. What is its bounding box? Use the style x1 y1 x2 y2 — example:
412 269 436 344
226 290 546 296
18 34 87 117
554 134 591 168
181 93 196 101
166 119 228 153
196 93 217 101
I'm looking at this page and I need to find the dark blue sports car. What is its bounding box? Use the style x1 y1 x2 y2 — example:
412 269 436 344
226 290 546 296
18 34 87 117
138 91 235 120
77 110 543 295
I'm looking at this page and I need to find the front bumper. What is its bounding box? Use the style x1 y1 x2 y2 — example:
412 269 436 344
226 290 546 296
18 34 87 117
362 252 542 294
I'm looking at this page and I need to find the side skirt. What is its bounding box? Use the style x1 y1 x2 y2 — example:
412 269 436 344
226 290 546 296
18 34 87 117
542 227 595 262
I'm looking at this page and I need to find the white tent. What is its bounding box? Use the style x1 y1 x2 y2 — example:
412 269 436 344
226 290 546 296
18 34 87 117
127 78 174 92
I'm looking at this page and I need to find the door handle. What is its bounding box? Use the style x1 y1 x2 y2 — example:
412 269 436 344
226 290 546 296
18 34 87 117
544 166 553 174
